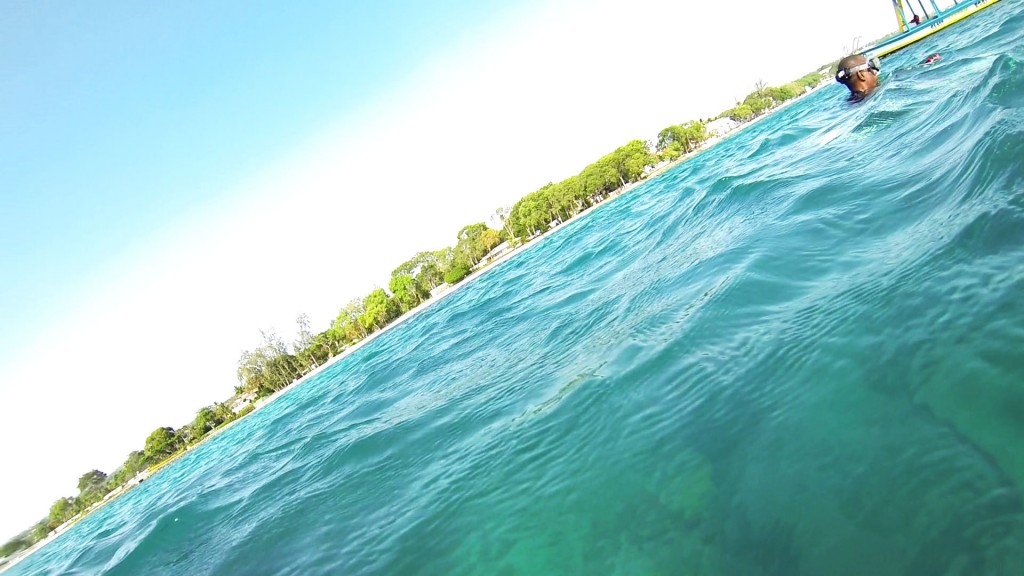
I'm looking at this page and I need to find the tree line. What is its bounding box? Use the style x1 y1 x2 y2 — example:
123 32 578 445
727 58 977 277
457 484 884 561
0 401 249 555
719 73 826 122
233 221 505 399
1 67 828 563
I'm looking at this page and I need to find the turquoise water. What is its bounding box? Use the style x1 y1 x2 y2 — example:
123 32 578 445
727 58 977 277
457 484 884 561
12 4 1024 574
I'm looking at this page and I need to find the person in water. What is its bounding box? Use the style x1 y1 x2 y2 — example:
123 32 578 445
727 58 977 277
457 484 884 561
835 54 880 99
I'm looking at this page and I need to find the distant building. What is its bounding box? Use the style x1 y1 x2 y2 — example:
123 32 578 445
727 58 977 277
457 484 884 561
483 241 513 263
705 117 739 137
230 392 256 413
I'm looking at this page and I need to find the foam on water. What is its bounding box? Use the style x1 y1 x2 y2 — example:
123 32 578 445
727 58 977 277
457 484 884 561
10 2 1024 574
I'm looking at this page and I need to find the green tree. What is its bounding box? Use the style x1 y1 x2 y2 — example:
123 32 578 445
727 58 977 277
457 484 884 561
494 206 516 240
47 497 75 529
479 227 501 255
190 407 218 439
418 253 447 292
30 521 49 541
389 273 428 313
323 327 348 356
453 222 502 267
188 402 235 443
334 297 369 344
144 427 181 461
77 470 107 494
727 104 754 122
294 313 314 353
658 141 683 161
657 125 685 151
74 470 111 508
552 176 588 220
235 329 306 397
236 348 274 397
298 328 345 369
393 251 448 292
359 288 400 332
657 122 708 158
508 190 554 239
682 121 708 150
1 532 35 558
601 139 655 185
579 161 620 198
212 402 234 423
444 264 470 284
795 71 825 89
742 92 773 116
108 450 147 488
765 84 799 103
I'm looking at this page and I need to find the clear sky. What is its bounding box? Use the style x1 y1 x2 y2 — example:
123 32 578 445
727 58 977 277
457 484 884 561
0 0 894 540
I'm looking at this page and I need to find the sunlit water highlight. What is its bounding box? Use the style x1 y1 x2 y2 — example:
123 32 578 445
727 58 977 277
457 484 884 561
11 3 1024 574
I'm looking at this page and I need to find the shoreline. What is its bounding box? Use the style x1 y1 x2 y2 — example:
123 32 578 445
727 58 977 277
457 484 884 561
250 77 834 404
0 76 829 576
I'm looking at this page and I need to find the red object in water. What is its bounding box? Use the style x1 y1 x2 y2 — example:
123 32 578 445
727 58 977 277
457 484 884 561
923 53 942 64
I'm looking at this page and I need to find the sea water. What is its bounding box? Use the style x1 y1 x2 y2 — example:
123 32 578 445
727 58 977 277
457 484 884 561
10 2 1024 574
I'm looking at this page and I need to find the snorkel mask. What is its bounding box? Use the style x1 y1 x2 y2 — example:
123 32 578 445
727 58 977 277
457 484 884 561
835 56 881 84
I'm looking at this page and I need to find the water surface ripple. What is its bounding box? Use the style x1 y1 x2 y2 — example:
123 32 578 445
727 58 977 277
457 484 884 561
13 3 1024 574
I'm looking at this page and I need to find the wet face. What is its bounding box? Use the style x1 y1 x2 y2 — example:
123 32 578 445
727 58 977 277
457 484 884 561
846 68 878 97
837 55 879 98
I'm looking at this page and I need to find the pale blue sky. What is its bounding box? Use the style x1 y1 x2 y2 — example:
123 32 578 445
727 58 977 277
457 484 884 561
0 0 515 372
0 0 895 540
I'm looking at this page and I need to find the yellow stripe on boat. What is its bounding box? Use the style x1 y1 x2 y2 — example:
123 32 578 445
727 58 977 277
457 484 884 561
867 0 1003 59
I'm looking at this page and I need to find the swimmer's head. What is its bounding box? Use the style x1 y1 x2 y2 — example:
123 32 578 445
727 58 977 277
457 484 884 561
835 54 880 98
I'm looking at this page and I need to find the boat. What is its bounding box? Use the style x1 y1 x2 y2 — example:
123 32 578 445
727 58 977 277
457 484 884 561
864 0 1003 58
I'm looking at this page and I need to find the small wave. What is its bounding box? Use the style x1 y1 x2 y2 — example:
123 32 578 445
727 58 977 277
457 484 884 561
13 4 1024 575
